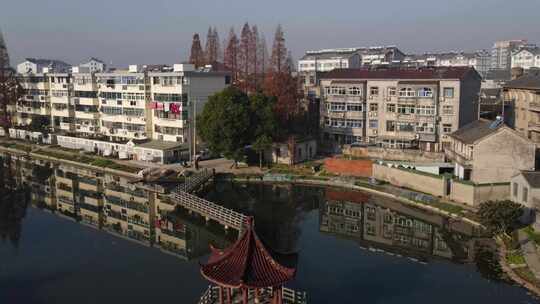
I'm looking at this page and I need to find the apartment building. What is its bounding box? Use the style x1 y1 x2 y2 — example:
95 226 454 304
491 40 529 70
148 64 230 143
298 48 361 73
512 47 540 70
14 61 230 144
96 66 150 141
17 58 71 74
402 51 491 78
319 67 482 152
503 71 540 143
79 57 106 73
14 73 51 126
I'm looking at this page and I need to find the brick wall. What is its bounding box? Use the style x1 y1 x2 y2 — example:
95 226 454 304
324 158 373 177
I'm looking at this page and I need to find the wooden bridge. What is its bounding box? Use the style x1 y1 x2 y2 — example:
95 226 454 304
170 169 248 232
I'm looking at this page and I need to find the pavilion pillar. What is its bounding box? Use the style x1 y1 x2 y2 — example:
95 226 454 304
226 288 232 304
255 288 260 303
242 288 248 304
219 286 224 304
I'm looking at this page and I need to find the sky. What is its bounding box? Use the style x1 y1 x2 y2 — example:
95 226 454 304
1 0 540 68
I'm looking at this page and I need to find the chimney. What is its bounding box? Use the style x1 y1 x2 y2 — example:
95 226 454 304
511 67 524 80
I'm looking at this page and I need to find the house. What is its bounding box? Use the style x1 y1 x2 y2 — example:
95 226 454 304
270 137 317 165
511 47 540 70
16 58 71 74
445 119 535 184
511 171 540 228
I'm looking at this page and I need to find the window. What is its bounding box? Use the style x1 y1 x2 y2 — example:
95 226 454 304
329 102 346 112
370 87 379 96
388 87 397 96
366 222 375 236
399 87 416 97
397 122 414 132
416 122 434 133
418 87 433 98
416 105 435 116
347 104 363 112
346 119 362 128
397 104 415 114
129 101 137 106
369 120 378 129
523 187 529 203
443 124 452 133
513 182 519 197
442 105 454 115
348 87 361 96
444 87 454 98
386 121 396 132
369 104 378 112
324 117 330 126
386 104 396 113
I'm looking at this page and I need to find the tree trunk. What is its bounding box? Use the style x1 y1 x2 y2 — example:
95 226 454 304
259 151 262 169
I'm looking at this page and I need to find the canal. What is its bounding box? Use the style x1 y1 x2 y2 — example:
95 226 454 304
1 172 539 303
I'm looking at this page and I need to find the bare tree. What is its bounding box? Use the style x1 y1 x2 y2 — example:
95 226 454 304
224 28 239 82
238 22 252 90
189 33 205 68
270 24 287 73
205 27 219 64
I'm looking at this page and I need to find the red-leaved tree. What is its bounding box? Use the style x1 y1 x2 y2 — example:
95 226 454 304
189 33 205 68
223 28 239 83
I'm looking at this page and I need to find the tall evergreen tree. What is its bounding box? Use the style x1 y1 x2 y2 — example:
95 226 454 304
224 28 239 82
213 27 222 62
258 33 270 74
189 33 205 68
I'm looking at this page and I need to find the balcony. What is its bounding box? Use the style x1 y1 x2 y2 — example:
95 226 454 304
529 122 540 132
530 103 540 112
59 122 74 131
417 133 437 142
325 95 364 102
75 111 100 120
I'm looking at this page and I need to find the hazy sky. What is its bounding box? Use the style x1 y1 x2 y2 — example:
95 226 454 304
2 0 539 67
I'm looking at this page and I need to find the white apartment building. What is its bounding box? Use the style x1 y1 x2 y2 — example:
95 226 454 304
320 67 482 152
512 47 540 70
491 40 529 70
402 51 490 78
17 58 71 74
14 73 51 126
298 49 361 73
96 66 150 141
80 57 106 73
14 61 230 145
148 64 230 143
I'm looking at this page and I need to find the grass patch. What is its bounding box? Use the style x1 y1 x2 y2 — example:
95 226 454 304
0 142 32 152
514 267 540 287
523 226 540 246
506 250 526 265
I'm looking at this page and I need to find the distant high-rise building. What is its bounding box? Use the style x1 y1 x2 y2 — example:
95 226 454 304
491 40 528 70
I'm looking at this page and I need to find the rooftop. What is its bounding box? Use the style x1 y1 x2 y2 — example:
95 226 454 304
321 66 478 80
448 119 504 144
24 58 71 67
136 140 189 151
504 72 540 90
200 217 297 289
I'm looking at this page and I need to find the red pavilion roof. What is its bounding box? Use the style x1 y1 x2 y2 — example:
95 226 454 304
200 217 297 289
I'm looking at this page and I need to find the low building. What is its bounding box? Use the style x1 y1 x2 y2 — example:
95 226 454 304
511 171 540 227
79 57 106 73
445 119 535 184
270 137 317 165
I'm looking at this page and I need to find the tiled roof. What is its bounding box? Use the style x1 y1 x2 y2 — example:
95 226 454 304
521 171 540 188
321 66 477 80
504 72 540 90
200 217 297 288
485 69 511 81
448 119 503 144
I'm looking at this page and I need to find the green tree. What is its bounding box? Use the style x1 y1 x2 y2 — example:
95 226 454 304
197 87 251 166
477 200 523 236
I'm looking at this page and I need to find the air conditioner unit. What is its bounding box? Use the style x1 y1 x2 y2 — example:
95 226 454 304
369 95 373 100
373 130 378 135
386 97 391 101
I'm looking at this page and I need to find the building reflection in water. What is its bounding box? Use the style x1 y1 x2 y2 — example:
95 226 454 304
0 152 233 261
320 189 479 262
